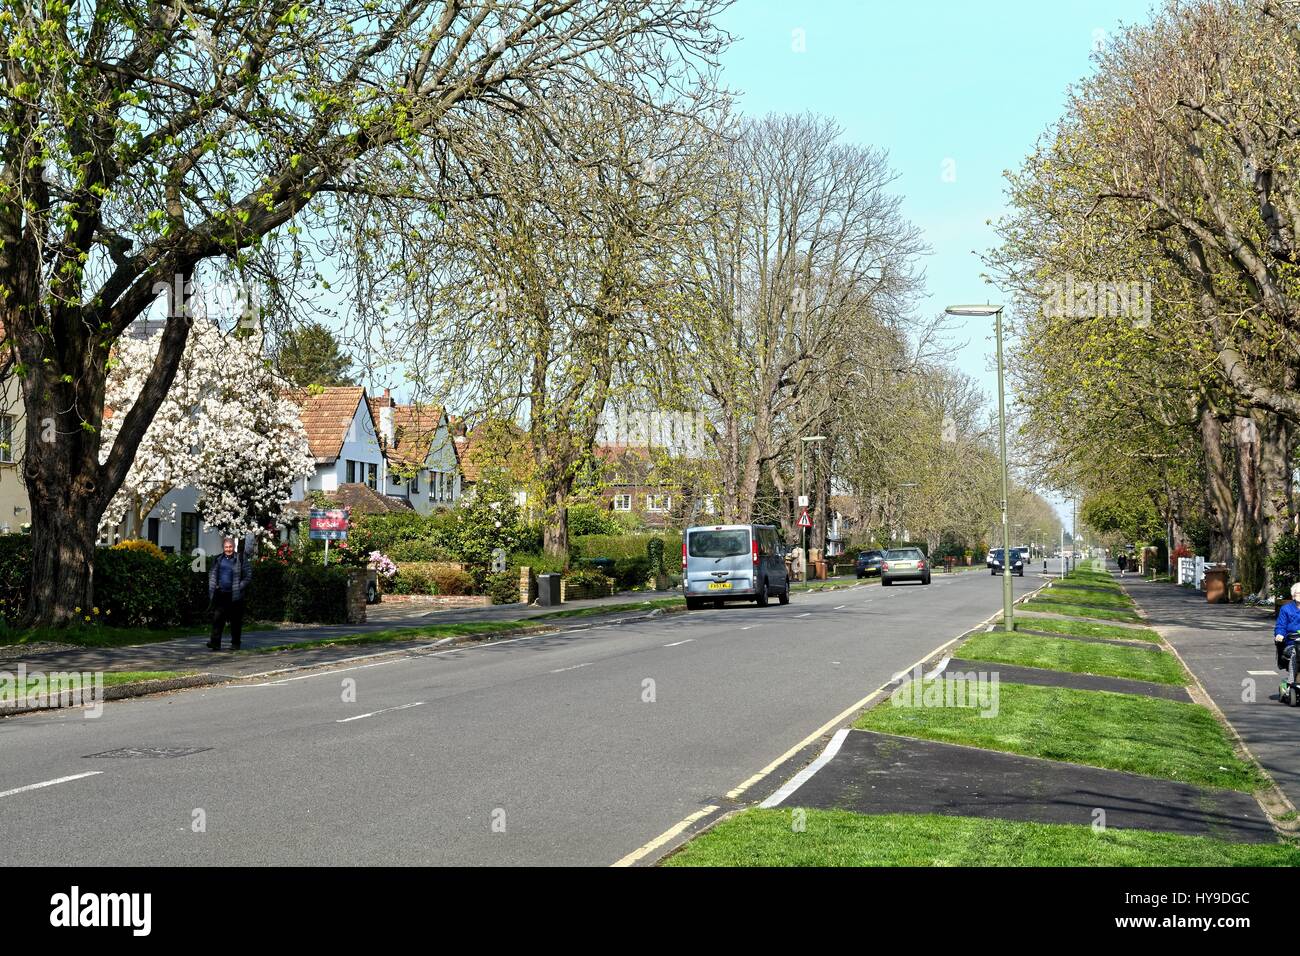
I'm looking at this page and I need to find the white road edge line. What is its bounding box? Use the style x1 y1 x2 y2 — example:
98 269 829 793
0 771 103 799
833 605 846 610
759 728 850 809
611 804 719 867
925 655 952 681
336 701 424 723
663 639 694 647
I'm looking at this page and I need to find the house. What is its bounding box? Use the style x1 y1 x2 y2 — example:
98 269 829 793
368 391 462 513
595 443 717 529
288 385 389 497
453 417 532 509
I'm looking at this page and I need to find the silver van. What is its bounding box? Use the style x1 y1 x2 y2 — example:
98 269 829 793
683 524 791 609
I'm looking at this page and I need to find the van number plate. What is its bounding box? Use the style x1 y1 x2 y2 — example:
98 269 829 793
707 582 732 590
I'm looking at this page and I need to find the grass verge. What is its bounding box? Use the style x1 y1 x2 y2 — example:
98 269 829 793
663 809 1299 866
10 670 191 696
854 681 1264 792
958 632 1186 685
0 621 280 649
1014 617 1161 643
1021 599 1143 623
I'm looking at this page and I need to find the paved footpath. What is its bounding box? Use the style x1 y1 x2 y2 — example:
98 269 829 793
0 588 683 680
1118 575 1300 813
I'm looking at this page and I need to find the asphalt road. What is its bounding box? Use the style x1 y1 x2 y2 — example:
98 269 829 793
0 568 1043 866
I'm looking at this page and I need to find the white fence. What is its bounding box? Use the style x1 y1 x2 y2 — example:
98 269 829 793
1177 556 1206 587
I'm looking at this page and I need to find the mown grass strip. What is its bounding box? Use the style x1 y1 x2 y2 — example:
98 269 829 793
1022 598 1143 623
958 632 1186 685
854 681 1264 792
663 809 1298 867
1014 617 1161 643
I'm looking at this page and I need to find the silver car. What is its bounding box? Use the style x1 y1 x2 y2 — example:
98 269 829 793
683 524 791 609
881 548 931 586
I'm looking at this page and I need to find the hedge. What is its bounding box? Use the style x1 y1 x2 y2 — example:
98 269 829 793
0 535 350 628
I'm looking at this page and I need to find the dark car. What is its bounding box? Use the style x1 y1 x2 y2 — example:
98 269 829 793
855 550 885 578
989 548 1024 577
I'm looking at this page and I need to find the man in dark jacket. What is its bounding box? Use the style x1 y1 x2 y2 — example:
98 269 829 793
208 536 252 650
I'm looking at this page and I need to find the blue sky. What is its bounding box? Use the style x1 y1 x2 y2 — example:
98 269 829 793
714 0 1151 517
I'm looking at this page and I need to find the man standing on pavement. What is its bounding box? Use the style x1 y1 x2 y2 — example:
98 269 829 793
208 536 252 650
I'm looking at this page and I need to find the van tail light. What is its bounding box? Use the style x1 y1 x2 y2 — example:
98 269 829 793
752 538 759 566
918 560 926 570
682 540 688 571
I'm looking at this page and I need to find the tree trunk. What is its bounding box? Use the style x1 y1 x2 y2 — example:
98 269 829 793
1198 405 1234 563
26 466 100 627
1231 415 1267 594
544 491 569 563
1258 411 1296 598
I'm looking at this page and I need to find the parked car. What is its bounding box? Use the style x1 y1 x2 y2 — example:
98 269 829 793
989 548 1024 576
855 550 885 578
985 550 996 568
881 547 931 586
683 524 791 609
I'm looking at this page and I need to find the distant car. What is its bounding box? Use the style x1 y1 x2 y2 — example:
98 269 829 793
989 548 1024 576
855 550 885 578
881 547 931 586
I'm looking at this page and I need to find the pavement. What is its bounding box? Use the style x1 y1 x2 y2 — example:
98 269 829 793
0 587 686 680
0 567 1041 865
1116 575 1300 814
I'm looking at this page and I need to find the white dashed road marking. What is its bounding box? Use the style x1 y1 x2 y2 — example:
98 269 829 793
550 662 594 674
336 701 425 723
0 771 103 800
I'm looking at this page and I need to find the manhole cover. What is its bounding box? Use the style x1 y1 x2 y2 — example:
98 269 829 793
84 746 211 759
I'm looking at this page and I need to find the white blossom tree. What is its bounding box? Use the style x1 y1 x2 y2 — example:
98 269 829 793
100 320 314 546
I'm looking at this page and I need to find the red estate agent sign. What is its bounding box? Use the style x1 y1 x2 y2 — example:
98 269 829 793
309 508 350 539
797 509 812 528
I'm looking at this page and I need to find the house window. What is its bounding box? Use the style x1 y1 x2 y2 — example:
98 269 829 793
647 494 671 513
181 513 200 553
366 462 378 490
0 415 12 463
614 494 632 512
147 517 160 545
346 460 357 484
408 473 419 495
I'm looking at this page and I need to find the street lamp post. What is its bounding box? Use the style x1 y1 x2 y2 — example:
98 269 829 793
947 304 1013 632
800 435 826 581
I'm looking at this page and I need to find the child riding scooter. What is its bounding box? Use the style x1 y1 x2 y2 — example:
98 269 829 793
1275 582 1300 706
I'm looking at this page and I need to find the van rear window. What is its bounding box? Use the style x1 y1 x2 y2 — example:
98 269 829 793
689 530 750 558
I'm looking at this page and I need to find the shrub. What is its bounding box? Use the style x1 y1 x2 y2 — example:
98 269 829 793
564 568 611 589
510 551 567 575
646 536 666 575
572 532 683 563
112 538 167 561
485 572 520 605
567 503 622 537
95 549 190 627
390 561 476 596
283 564 349 623
387 538 444 562
246 559 289 621
0 534 31 624
1270 532 1300 602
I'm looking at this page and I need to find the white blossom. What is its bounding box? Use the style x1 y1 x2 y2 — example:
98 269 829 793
99 321 315 542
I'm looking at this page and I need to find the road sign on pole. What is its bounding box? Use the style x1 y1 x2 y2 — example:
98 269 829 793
797 509 811 528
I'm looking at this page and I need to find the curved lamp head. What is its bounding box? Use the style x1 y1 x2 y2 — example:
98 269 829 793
945 304 1004 317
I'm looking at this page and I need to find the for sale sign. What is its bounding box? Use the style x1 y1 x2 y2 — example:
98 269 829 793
309 508 349 541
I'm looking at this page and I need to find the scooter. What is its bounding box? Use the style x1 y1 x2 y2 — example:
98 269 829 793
1277 633 1299 707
